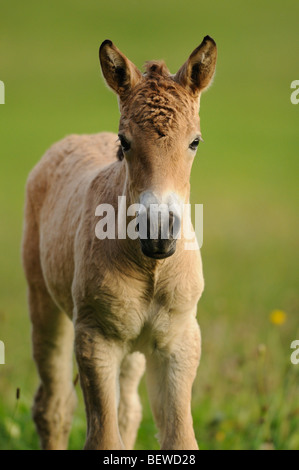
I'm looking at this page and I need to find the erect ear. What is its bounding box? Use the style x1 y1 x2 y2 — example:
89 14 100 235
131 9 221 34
99 40 143 99
174 36 217 96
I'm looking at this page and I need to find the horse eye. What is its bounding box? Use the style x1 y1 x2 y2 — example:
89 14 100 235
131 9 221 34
189 137 201 151
119 135 131 152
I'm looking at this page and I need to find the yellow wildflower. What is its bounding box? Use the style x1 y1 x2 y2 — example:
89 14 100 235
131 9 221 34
269 309 286 325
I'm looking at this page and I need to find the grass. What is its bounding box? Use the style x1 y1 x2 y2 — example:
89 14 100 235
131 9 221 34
0 0 299 450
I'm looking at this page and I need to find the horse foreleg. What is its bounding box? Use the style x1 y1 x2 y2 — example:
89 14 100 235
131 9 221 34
74 319 125 450
145 316 201 450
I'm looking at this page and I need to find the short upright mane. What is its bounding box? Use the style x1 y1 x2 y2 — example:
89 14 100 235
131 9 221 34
124 59 193 141
144 61 170 79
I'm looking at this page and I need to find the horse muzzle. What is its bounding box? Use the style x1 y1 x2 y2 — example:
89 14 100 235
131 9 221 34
137 191 181 260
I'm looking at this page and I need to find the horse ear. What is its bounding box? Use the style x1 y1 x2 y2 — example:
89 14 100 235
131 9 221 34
99 40 143 99
174 36 217 96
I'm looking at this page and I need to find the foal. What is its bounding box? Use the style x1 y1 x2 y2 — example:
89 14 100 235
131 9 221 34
22 36 217 450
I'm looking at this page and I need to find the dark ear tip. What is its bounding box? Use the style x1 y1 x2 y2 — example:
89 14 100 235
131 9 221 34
100 39 113 52
203 35 216 46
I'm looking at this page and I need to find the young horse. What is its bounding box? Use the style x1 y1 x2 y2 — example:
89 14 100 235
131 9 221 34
22 36 217 450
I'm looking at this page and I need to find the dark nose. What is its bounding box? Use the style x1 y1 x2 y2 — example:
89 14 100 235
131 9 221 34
137 192 181 259
168 210 181 240
143 209 180 240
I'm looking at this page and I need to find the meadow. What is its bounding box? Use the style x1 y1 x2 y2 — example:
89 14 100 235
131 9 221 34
0 0 298 450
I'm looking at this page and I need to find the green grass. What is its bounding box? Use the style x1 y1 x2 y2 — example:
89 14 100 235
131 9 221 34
0 0 299 450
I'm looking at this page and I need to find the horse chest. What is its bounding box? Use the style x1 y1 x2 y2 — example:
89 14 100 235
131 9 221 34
95 263 202 348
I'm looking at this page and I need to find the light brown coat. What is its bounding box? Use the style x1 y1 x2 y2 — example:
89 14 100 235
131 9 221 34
22 36 217 450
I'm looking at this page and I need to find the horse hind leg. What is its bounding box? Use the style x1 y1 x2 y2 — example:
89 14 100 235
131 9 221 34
30 293 77 450
118 352 146 450
22 196 77 450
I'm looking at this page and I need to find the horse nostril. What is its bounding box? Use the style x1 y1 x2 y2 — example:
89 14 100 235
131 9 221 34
169 211 181 239
137 197 181 241
146 212 151 239
169 211 174 236
143 209 181 240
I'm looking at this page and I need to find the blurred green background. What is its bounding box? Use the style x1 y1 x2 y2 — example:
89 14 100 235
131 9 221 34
0 0 298 450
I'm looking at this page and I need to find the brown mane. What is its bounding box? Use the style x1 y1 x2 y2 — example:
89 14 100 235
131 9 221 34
144 60 170 78
122 62 195 139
